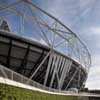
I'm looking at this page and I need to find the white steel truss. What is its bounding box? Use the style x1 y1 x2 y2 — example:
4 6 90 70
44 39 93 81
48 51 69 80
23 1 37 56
0 0 91 91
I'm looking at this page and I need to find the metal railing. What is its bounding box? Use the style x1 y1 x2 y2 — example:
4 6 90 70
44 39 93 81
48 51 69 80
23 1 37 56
0 64 100 97
0 64 67 93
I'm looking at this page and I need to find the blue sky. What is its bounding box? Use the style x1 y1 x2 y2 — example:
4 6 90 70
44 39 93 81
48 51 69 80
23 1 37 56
0 0 100 89
33 0 100 89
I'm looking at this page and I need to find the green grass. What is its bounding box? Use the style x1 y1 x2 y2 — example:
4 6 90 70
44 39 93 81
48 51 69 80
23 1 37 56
0 83 79 100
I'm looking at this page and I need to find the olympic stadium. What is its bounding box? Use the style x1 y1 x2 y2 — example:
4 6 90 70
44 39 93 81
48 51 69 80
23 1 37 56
0 0 97 100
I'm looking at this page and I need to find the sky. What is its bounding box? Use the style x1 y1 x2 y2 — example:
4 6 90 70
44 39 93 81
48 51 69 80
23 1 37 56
0 0 100 89
31 0 100 89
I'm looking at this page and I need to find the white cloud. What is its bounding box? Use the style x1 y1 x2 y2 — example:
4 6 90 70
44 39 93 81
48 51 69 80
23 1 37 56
44 0 100 90
86 81 100 89
79 0 94 7
33 0 100 90
86 55 100 89
11 0 100 90
90 27 100 35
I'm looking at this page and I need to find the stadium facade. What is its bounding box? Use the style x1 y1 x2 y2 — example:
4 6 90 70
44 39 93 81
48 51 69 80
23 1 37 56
0 29 89 90
0 0 91 99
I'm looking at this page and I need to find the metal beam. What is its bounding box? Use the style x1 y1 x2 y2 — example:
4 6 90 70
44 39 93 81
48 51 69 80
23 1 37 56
0 66 8 78
6 39 12 68
50 54 60 88
60 57 66 75
44 51 53 85
26 51 51 83
65 67 79 90
0 1 22 13
59 60 72 89
26 3 51 47
29 50 44 77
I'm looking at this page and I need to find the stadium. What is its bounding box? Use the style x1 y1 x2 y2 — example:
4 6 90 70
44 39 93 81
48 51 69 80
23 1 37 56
0 0 94 100
0 0 91 90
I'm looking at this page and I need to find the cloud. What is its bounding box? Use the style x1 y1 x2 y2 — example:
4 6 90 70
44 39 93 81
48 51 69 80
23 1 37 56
85 27 100 89
90 27 100 35
37 0 100 89
22 0 100 89
2 0 100 90
86 81 100 89
86 55 100 89
79 0 94 8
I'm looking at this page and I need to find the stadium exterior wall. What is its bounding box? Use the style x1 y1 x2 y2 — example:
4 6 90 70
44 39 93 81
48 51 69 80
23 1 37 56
0 31 87 90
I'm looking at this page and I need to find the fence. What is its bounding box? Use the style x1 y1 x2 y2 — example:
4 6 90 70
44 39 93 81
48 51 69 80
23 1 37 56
0 64 99 98
0 64 68 94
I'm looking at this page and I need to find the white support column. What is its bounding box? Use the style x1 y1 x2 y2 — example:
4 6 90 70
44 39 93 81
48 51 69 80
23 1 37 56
57 56 63 73
44 52 53 85
58 59 72 89
58 58 66 89
20 14 25 34
50 53 56 74
56 72 60 83
50 54 60 87
60 57 66 75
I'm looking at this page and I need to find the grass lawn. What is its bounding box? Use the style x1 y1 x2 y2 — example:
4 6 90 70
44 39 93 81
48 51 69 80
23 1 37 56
0 83 79 100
